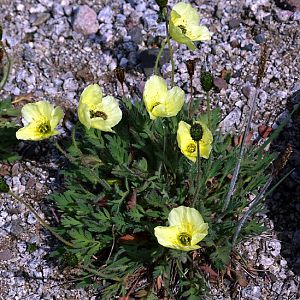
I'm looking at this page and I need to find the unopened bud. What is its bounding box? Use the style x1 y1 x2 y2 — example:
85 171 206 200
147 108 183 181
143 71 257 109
155 0 168 8
200 71 213 92
0 178 9 193
114 67 125 86
190 123 203 142
186 60 195 78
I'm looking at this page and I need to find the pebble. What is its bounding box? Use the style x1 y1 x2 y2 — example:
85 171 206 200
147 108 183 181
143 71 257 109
72 5 99 35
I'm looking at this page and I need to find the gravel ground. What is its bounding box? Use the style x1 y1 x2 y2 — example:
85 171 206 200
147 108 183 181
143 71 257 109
0 0 300 299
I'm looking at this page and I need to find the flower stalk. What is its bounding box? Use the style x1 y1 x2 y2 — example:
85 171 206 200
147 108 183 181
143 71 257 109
163 7 175 87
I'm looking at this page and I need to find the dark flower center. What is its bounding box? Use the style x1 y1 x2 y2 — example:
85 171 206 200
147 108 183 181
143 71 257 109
178 232 191 246
38 122 51 134
186 143 196 153
90 111 108 120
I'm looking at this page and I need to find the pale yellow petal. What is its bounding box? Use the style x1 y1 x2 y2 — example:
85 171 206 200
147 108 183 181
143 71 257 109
143 76 167 116
191 223 209 245
172 2 200 25
16 123 58 141
199 142 212 159
186 25 211 41
176 121 192 150
198 121 213 145
169 19 196 51
50 106 64 129
21 101 53 122
165 86 185 116
90 118 115 132
154 226 180 248
168 206 203 228
100 96 122 128
78 102 91 129
80 84 103 108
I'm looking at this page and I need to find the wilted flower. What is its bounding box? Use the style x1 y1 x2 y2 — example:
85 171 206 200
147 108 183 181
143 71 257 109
177 120 213 162
169 2 211 51
143 75 185 120
154 206 208 251
16 101 64 141
78 84 122 132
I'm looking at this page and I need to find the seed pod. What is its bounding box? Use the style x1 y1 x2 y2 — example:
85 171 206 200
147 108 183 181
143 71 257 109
190 123 203 142
114 67 125 86
186 59 195 78
200 71 213 92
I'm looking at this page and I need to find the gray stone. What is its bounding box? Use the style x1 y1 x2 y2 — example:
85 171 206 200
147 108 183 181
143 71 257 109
213 77 228 91
228 18 241 29
31 13 51 26
0 250 14 261
63 78 79 92
23 45 36 62
220 108 241 132
128 27 143 44
72 5 99 35
98 6 114 24
254 33 265 44
10 219 24 236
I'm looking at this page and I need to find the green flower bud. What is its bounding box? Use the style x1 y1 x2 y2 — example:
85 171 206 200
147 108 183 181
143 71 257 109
200 71 213 92
190 123 203 142
0 178 9 193
155 0 168 9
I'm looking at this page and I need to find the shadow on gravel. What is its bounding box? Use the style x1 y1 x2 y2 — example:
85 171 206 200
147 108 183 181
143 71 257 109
267 89 300 275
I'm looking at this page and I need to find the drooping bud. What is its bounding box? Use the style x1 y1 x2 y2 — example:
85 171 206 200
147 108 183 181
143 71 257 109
186 59 195 78
0 178 9 193
190 123 203 142
200 71 213 92
155 0 168 9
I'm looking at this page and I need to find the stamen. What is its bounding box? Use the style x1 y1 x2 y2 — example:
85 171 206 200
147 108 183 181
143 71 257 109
38 122 51 134
178 25 187 34
90 111 108 120
186 143 196 153
178 232 191 246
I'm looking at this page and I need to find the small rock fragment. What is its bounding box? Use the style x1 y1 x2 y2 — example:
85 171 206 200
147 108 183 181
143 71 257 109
72 5 99 35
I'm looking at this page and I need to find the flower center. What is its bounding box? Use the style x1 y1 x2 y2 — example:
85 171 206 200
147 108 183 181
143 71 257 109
38 122 51 134
178 232 191 246
90 111 108 120
186 143 196 153
178 24 187 34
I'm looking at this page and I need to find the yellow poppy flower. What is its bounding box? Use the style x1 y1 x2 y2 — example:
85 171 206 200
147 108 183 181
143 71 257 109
78 84 122 132
154 206 208 251
177 120 213 162
143 75 185 120
169 2 211 51
16 101 64 141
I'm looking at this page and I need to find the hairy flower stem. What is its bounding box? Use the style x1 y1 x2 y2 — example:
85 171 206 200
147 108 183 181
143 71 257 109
188 77 193 118
206 91 211 128
163 8 175 87
192 141 202 207
7 190 75 248
154 38 167 76
0 41 12 91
